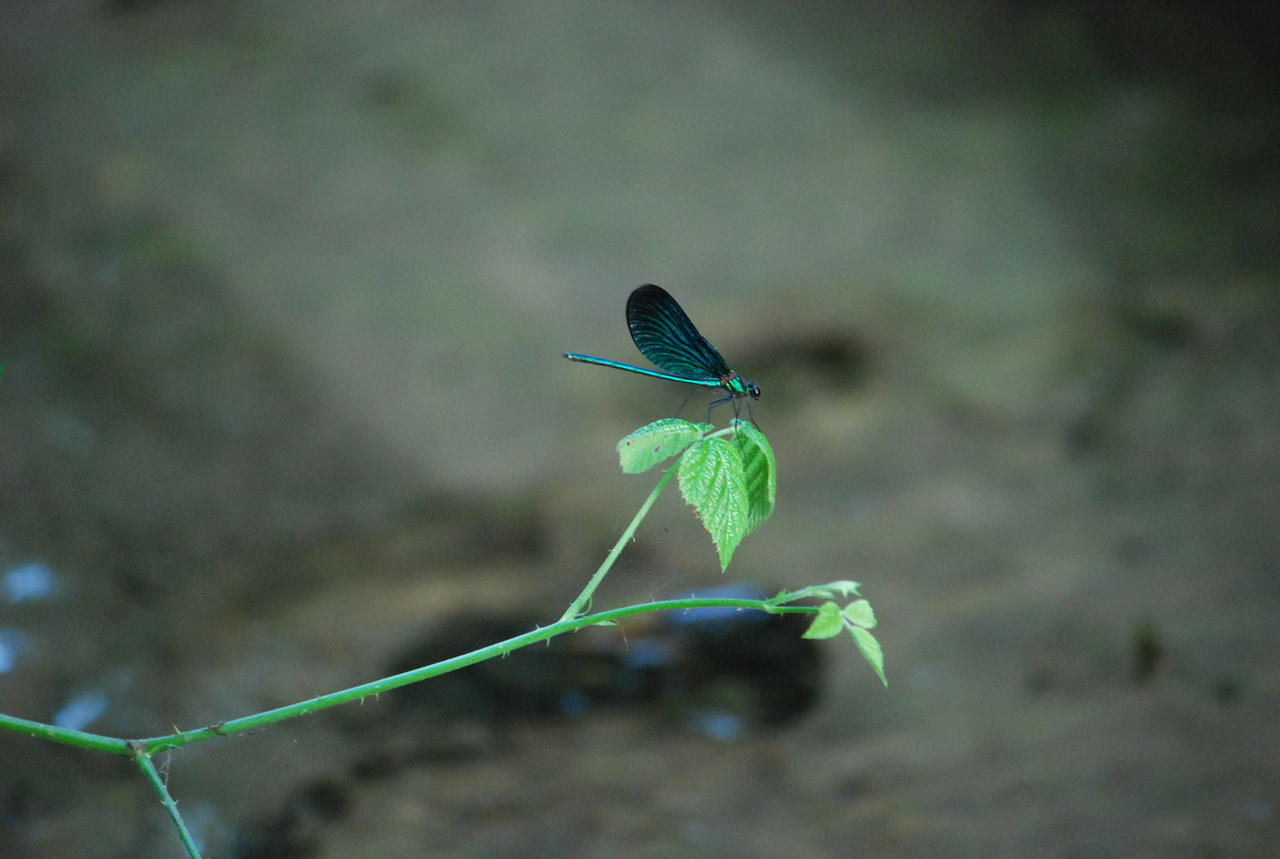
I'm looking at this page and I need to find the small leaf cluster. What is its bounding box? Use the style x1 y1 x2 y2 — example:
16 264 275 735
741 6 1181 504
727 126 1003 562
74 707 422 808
770 581 887 686
617 418 776 569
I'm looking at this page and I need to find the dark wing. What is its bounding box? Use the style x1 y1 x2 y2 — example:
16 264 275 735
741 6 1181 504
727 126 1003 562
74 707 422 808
626 284 732 381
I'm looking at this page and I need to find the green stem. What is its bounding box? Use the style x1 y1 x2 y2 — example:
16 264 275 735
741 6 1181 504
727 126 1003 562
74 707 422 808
3 597 814 758
132 744 202 858
3 594 819 855
134 595 810 755
0 712 129 755
559 459 680 622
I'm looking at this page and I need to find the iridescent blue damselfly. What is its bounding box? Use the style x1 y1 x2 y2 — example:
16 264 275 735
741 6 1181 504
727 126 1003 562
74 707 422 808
564 284 760 422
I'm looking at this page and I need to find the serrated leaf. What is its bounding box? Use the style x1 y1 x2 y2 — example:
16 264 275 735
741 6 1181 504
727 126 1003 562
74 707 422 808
731 420 776 534
617 419 706 474
842 599 877 629
802 601 843 639
677 437 749 570
850 626 887 686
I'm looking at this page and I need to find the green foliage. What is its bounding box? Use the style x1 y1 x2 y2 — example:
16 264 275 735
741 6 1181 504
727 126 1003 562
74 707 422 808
734 418 776 534
850 626 887 687
770 583 886 686
769 580 862 602
802 601 844 639
611 420 886 683
678 436 750 569
617 418 710 473
1 412 886 859
615 418 777 570
843 599 877 629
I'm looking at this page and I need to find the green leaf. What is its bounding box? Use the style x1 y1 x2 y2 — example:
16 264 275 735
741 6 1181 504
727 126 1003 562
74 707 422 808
842 599 877 629
732 419 776 534
617 419 707 474
821 580 862 598
850 626 887 686
677 437 749 570
802 601 843 639
768 581 862 605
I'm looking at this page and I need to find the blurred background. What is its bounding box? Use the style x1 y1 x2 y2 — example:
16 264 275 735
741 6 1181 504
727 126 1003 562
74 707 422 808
2 1 1278 855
